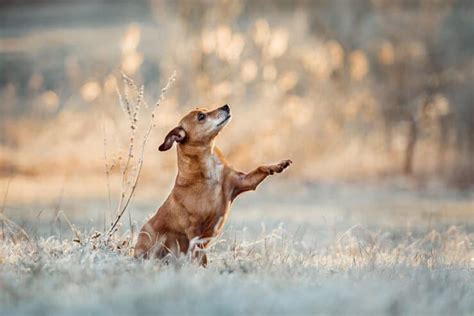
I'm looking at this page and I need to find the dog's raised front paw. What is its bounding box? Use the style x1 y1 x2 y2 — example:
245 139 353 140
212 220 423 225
267 159 292 174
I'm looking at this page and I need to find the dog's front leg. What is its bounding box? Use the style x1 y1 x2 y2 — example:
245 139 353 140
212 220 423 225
231 160 292 200
185 226 208 266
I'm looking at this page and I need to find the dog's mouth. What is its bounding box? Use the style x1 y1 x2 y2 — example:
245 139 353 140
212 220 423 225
217 114 231 127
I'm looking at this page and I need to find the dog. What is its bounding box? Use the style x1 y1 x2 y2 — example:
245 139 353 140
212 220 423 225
134 104 292 264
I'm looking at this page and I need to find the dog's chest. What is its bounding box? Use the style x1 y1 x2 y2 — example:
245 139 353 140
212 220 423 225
186 161 227 215
205 156 224 183
198 163 226 210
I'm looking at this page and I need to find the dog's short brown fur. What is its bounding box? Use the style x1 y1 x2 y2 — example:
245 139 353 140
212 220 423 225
134 105 292 264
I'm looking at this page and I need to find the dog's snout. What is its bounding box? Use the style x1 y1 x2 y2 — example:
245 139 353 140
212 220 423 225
221 104 230 114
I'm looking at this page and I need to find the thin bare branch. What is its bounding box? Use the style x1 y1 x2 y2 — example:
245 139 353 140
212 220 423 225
107 71 176 237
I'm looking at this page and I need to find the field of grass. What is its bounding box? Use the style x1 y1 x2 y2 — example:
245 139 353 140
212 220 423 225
1 1 474 315
1 181 473 315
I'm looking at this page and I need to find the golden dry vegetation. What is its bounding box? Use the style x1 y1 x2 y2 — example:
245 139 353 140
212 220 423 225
0 1 473 315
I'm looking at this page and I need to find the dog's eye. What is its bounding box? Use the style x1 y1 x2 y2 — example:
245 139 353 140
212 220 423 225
197 112 206 121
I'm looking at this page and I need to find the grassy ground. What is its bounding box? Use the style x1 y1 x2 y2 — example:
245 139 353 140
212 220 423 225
1 2 473 315
1 181 473 315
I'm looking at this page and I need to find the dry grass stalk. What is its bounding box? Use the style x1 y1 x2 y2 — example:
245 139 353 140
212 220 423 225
1 177 11 241
0 213 30 242
56 210 82 244
106 71 176 238
102 120 112 231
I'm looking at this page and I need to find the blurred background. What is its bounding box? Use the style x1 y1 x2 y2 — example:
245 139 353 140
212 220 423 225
0 0 473 235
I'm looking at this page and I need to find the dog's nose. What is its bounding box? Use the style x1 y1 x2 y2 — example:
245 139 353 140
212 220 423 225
221 104 230 113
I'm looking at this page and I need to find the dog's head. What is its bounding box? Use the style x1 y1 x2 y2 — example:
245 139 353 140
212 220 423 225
159 104 231 151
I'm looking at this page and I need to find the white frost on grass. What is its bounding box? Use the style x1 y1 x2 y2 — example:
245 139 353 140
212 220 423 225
0 225 473 315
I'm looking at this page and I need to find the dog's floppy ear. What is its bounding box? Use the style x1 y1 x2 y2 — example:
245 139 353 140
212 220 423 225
159 126 186 151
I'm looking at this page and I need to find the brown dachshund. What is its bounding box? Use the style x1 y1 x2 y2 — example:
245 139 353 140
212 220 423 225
134 104 292 264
